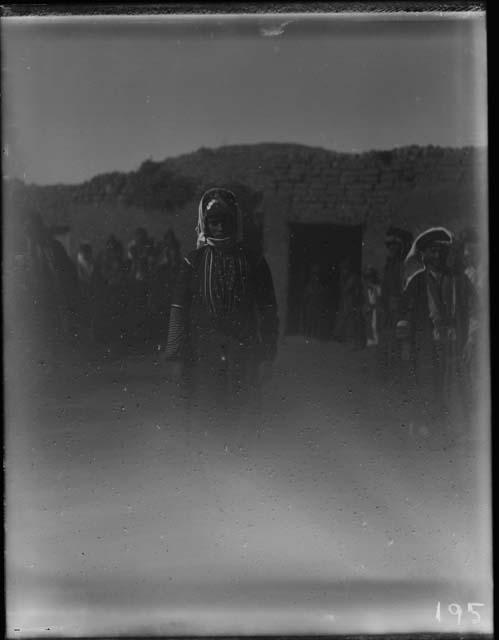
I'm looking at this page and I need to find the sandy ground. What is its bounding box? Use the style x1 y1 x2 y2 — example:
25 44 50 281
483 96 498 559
5 337 492 636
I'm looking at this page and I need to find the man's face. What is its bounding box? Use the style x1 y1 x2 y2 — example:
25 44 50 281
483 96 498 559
423 245 445 270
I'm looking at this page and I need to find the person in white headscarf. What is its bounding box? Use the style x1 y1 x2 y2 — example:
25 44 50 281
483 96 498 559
397 227 475 439
163 188 279 421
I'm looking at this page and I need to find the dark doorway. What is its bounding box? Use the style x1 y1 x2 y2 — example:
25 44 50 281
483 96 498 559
286 223 363 338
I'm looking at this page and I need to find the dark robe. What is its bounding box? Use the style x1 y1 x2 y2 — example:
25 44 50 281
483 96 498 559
165 244 278 411
334 270 363 345
77 257 99 338
28 237 80 343
93 251 129 349
379 255 405 371
400 268 475 427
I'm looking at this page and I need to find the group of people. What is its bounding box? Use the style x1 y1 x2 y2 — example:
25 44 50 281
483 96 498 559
12 191 280 418
354 225 482 433
12 192 485 436
397 225 483 434
299 230 413 350
77 226 183 353
299 222 484 435
13 212 184 358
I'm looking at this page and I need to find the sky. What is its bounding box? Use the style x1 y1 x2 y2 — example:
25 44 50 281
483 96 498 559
1 11 487 185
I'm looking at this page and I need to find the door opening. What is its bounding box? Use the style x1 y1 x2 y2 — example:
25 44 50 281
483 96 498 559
286 223 363 338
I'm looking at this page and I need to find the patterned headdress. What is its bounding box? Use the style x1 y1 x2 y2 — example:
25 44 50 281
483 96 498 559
196 188 243 249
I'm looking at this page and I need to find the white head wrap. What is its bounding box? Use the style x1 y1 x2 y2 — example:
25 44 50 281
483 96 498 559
403 226 453 290
196 188 244 249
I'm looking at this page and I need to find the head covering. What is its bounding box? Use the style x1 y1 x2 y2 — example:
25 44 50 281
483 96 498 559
403 226 453 289
192 189 247 320
385 226 413 258
412 227 453 252
196 188 243 249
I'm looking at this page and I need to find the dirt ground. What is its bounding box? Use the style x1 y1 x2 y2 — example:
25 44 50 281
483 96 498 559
5 336 492 636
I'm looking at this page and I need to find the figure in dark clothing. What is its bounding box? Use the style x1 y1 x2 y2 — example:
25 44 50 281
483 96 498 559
98 235 126 278
77 243 98 341
333 257 363 347
127 226 149 262
163 228 181 257
398 227 475 437
126 247 143 339
362 266 382 347
23 212 80 346
150 231 182 348
302 264 326 340
127 241 153 350
378 226 413 373
164 188 279 421
77 243 95 283
94 235 129 354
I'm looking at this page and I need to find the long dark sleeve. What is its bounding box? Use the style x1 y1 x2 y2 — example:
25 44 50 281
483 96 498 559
399 275 418 324
254 256 279 361
399 273 431 335
164 256 193 360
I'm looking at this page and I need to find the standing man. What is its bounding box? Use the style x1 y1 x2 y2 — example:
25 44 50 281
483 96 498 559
378 226 413 375
94 235 129 356
333 257 363 347
164 188 279 422
76 243 98 343
398 227 474 436
302 264 326 341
